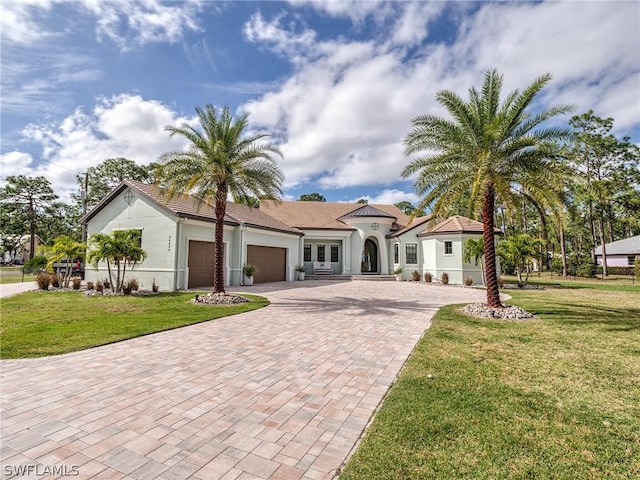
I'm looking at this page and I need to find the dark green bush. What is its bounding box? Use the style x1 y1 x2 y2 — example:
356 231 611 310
576 261 596 277
596 265 634 276
25 256 47 270
551 258 564 274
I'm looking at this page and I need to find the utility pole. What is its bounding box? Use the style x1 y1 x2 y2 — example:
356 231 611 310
81 172 89 243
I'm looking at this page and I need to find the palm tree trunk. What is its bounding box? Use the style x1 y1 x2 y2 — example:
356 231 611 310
106 260 114 290
29 198 36 261
598 217 608 278
559 226 568 277
482 184 502 307
214 185 228 294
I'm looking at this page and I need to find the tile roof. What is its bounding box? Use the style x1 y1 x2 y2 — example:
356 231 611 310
260 200 411 230
389 215 434 237
84 180 303 236
419 215 499 236
594 235 640 256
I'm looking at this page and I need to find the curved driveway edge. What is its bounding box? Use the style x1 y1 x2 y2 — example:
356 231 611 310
1 281 488 480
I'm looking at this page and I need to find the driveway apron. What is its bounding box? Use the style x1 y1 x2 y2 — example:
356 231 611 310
1 281 487 480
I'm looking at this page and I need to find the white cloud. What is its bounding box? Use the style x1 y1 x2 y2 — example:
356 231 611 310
2 95 195 201
81 0 203 50
388 2 444 48
0 0 203 50
243 1 639 195
0 0 54 45
289 0 394 26
0 152 36 176
244 11 317 63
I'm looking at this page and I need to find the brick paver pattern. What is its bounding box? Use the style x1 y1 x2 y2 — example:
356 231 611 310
1 281 487 480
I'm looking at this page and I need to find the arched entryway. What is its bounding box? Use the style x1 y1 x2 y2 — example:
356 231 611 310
361 238 379 273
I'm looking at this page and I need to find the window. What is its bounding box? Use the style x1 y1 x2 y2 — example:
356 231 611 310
304 244 312 262
444 241 453 255
406 243 417 264
331 244 339 263
629 255 636 266
394 243 399 264
317 244 326 262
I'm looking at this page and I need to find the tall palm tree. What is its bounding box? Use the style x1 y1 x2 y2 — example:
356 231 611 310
157 105 284 293
403 68 572 307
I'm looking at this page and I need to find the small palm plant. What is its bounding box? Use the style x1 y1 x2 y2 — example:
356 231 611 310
87 229 146 293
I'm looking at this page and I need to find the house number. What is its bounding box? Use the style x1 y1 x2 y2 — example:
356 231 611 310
168 236 171 251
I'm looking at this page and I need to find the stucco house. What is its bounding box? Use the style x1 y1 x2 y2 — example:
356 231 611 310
83 180 494 290
594 235 640 267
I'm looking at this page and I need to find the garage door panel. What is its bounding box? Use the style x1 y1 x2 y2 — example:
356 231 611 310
247 245 286 283
188 241 226 289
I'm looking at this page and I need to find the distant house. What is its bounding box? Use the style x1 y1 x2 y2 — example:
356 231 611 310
82 180 500 290
594 235 640 267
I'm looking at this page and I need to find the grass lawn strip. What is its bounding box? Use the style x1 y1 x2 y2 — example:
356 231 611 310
1 291 268 359
340 282 640 480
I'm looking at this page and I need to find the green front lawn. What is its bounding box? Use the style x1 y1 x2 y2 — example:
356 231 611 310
0 266 31 285
1 291 269 359
341 282 640 479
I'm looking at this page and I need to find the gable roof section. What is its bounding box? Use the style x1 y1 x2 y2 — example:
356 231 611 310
594 235 640 256
388 215 434 238
82 180 303 236
419 215 500 236
260 200 410 230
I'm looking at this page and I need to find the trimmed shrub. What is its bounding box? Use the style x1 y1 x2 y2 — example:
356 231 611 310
596 265 634 276
86 281 94 290
35 273 51 290
441 272 449 285
424 272 432 283
412 270 421 281
635 257 640 278
576 261 596 278
95 280 104 292
50 274 60 288
464 276 473 286
72 277 82 290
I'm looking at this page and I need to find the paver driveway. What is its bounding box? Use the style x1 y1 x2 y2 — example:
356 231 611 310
1 281 488 480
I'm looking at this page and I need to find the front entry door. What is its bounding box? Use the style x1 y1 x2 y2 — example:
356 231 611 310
361 238 378 273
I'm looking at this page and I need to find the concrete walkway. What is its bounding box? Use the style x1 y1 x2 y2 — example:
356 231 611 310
0 282 38 298
1 281 488 480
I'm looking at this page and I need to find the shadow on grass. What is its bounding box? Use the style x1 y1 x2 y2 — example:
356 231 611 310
532 302 640 332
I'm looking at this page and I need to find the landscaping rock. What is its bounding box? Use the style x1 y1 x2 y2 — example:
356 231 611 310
460 302 535 320
192 293 249 305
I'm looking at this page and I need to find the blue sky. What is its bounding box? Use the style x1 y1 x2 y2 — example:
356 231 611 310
2 0 639 205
